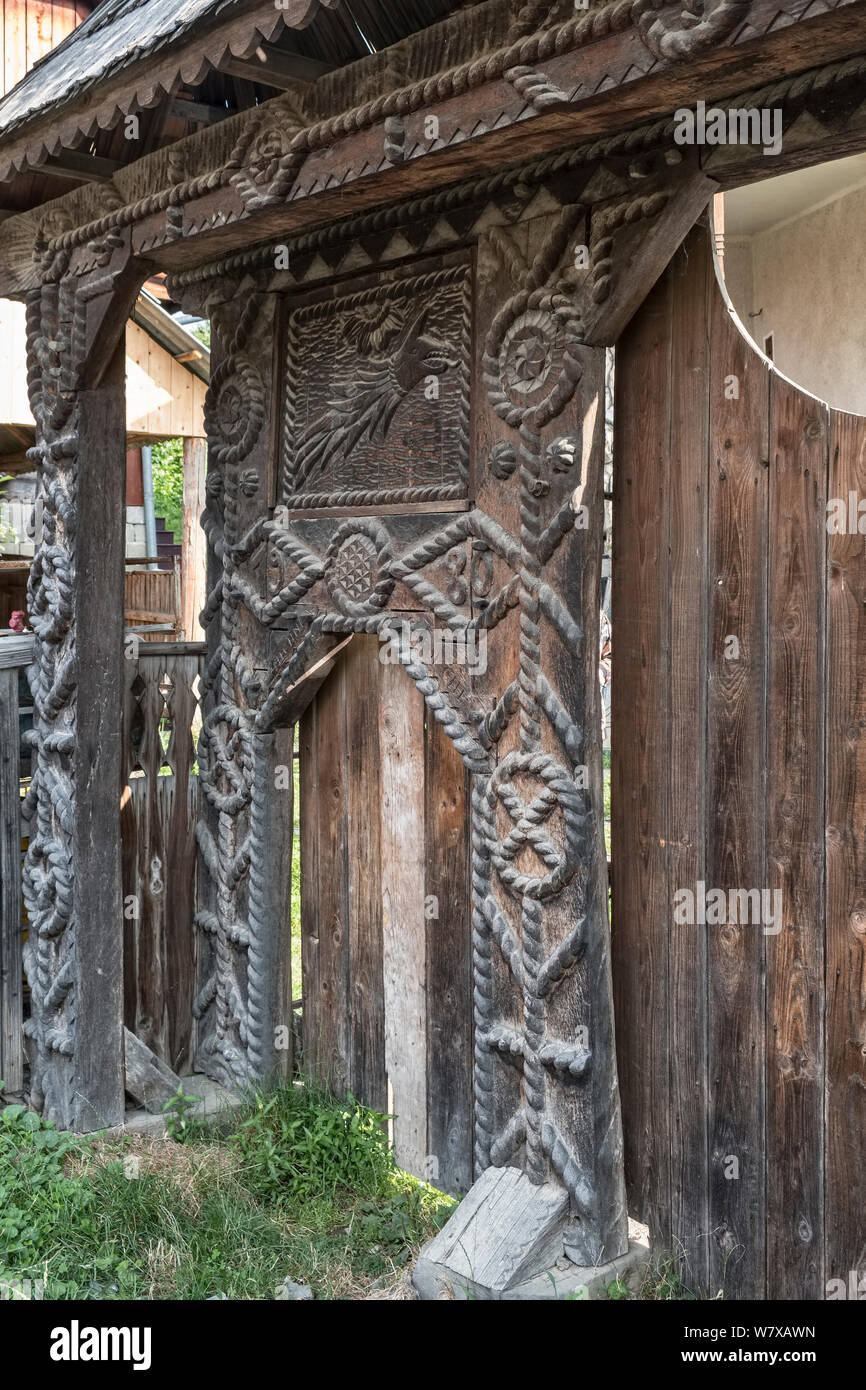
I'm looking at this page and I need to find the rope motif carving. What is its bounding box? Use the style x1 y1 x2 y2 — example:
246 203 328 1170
472 208 602 1205
19 286 81 1125
191 185 665 1249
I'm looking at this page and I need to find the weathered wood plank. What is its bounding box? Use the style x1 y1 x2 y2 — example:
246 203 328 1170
299 694 320 1080
345 635 386 1112
123 1026 182 1114
765 374 826 1299
705 268 769 1299
0 667 23 1092
121 649 201 1073
825 409 866 1291
379 658 427 1177
667 226 711 1295
424 700 472 1195
63 334 127 1131
611 254 673 1242
161 653 199 1074
308 658 350 1093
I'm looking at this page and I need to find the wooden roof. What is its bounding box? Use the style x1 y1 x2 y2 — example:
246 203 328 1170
0 0 484 209
0 0 475 143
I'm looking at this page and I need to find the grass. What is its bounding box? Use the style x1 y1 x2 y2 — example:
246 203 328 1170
0 1079 455 1301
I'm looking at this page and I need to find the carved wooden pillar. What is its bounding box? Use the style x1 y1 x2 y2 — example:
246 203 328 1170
467 205 628 1264
21 252 138 1130
193 292 294 1087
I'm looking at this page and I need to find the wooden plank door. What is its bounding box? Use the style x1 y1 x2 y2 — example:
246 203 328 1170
299 634 473 1195
613 218 864 1300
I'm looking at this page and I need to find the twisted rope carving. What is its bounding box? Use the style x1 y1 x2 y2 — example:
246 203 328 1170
472 775 495 1173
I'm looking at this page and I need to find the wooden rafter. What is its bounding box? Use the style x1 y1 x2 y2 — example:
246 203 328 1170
216 42 335 90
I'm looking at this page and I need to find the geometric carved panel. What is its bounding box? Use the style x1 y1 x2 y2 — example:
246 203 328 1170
280 256 471 511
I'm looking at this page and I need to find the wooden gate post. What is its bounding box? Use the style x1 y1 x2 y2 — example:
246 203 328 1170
21 251 140 1131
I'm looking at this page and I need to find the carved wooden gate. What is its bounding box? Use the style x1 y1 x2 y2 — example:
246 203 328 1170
186 150 710 1266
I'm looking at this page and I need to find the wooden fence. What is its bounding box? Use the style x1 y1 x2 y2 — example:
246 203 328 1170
121 641 203 1074
0 636 204 1094
125 561 182 641
0 634 29 1093
612 223 866 1300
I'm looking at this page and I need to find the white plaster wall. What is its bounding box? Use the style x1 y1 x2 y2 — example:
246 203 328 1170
723 185 866 414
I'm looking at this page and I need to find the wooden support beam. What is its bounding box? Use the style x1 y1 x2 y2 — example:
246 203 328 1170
40 150 123 183
170 98 235 127
123 1028 183 1114
217 43 334 90
68 334 127 1130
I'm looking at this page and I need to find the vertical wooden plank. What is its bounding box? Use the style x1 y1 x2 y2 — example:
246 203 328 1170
4 0 26 95
133 660 167 1059
25 0 51 65
765 376 826 1299
667 227 711 1293
121 649 141 1048
0 668 23 1092
825 410 866 1291
161 653 198 1073
424 704 472 1195
299 697 319 1078
308 660 350 1093
72 334 126 1130
705 273 769 1299
345 636 386 1112
51 0 77 45
379 659 427 1177
250 721 295 1082
611 259 672 1240
148 337 173 437
169 358 193 438
182 437 206 641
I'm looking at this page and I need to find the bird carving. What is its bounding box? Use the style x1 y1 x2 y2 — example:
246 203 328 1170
292 304 458 488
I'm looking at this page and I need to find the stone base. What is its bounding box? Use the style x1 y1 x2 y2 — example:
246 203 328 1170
412 1165 650 1301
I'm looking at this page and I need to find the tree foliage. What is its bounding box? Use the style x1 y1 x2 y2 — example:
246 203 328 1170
150 438 183 542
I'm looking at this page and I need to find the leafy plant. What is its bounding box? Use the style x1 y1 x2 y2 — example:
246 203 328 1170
0 1078 455 1300
0 1103 88 1271
150 438 184 542
162 1086 201 1143
230 1084 393 1200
